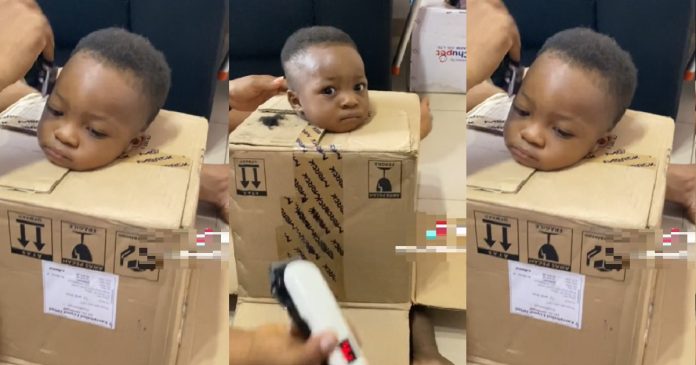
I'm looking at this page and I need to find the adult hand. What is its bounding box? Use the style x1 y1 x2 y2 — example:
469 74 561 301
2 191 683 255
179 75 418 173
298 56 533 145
230 325 338 365
229 75 287 112
199 164 229 224
0 0 54 90
466 0 521 89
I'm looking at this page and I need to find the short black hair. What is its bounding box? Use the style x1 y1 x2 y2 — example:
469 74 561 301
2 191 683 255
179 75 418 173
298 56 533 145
72 27 171 124
280 26 358 88
538 27 637 126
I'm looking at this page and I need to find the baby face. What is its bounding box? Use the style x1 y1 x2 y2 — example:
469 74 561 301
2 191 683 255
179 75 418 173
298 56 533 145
503 53 615 171
37 53 149 171
287 45 370 133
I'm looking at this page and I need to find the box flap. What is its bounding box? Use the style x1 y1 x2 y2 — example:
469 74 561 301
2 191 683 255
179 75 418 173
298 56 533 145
175 262 228 365
0 129 68 192
414 252 466 310
233 298 411 365
0 94 69 193
466 128 535 193
0 106 208 230
229 91 418 153
642 264 696 365
467 104 674 229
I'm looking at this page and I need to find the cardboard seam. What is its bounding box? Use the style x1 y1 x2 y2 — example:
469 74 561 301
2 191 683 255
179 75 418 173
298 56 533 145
238 296 411 311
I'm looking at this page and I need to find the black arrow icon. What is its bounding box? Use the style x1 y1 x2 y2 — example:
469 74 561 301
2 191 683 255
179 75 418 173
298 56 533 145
34 226 45 251
17 223 29 247
240 167 249 188
252 167 261 188
484 224 496 247
500 227 511 251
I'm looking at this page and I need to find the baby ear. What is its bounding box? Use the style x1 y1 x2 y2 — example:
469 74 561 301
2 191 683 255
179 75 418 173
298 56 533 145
591 133 612 154
287 90 303 114
126 133 147 153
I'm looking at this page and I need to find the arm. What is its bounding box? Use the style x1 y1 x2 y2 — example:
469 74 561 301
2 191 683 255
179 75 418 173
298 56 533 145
466 0 521 89
0 0 54 91
0 80 36 112
230 325 337 365
466 81 506 112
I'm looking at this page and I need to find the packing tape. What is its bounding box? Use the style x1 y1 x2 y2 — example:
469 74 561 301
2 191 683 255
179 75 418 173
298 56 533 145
275 124 347 298
118 148 191 169
0 117 38 135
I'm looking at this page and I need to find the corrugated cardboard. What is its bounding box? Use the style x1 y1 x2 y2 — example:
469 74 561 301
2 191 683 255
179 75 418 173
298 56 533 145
229 91 420 363
413 107 466 310
641 264 696 365
466 98 675 365
0 95 210 365
175 261 228 365
410 6 466 93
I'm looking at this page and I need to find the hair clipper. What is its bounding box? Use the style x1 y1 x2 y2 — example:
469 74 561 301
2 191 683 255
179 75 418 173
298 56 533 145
36 56 57 96
270 260 367 365
491 55 523 96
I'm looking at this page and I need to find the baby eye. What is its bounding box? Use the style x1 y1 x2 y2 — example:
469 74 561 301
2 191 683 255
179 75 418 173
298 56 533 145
512 104 529 117
322 87 336 96
354 83 366 92
87 127 108 139
553 127 574 139
45 105 63 117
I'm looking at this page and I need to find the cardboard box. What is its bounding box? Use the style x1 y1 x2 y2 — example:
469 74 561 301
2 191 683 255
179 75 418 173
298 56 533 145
229 91 421 363
413 104 466 310
466 94 675 365
410 6 466 93
0 94 212 365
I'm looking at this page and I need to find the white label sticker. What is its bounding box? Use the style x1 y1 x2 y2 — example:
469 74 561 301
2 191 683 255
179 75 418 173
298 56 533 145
42 260 119 329
508 260 584 329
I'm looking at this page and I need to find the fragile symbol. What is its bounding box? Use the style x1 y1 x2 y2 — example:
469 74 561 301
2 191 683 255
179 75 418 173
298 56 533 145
239 164 262 189
71 232 93 262
16 218 46 251
586 245 622 272
119 245 156 272
482 219 512 251
368 160 402 199
538 233 559 262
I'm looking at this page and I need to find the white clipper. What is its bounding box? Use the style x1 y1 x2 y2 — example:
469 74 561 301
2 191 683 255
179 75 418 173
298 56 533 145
270 260 367 365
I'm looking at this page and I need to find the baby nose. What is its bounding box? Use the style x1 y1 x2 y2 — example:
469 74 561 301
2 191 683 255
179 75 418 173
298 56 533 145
520 122 545 148
54 123 79 148
340 93 359 108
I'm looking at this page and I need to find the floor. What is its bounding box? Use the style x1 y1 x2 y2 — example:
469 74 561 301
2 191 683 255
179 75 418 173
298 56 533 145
661 80 696 233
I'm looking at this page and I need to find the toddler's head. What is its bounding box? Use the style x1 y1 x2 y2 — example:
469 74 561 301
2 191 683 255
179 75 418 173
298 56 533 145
503 27 637 171
281 26 370 133
38 27 171 171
